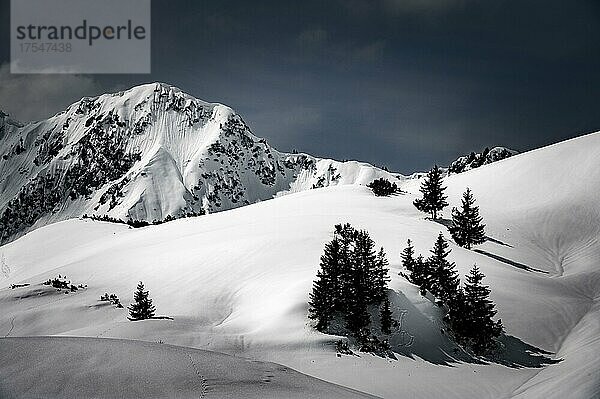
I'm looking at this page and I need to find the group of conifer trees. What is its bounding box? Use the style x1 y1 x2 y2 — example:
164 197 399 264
308 223 393 343
309 167 501 354
413 165 486 249
401 235 503 354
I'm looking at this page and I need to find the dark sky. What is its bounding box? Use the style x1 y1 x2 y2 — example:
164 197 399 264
1 0 599 173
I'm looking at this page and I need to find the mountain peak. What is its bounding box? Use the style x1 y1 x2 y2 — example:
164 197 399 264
448 146 517 174
0 84 398 243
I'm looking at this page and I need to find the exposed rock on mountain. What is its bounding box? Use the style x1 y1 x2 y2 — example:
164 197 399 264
448 147 518 174
0 83 398 243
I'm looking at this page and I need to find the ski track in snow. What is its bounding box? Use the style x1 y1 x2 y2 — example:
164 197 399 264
4 316 15 337
96 325 115 338
186 353 209 398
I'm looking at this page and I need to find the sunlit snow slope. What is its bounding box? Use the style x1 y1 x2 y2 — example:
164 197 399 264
0 132 599 398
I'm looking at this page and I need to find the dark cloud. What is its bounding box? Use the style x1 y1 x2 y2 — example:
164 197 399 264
297 28 329 47
382 0 468 15
0 0 599 172
0 64 102 122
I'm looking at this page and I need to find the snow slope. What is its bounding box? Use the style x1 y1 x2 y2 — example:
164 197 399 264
0 83 399 243
0 337 377 399
1 131 599 398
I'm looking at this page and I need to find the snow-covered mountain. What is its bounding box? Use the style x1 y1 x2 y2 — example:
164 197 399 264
0 83 398 243
448 146 518 174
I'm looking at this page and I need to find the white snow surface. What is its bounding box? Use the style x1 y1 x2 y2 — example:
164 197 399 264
1 129 599 398
0 336 377 399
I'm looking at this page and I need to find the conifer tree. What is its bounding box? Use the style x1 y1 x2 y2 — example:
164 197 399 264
345 295 371 337
309 268 334 331
335 223 357 304
449 188 486 249
380 295 394 334
128 281 155 321
427 233 459 302
344 229 374 334
400 239 416 273
413 165 448 219
445 285 468 336
308 238 342 330
372 247 391 302
410 254 432 293
461 265 503 353
353 230 377 301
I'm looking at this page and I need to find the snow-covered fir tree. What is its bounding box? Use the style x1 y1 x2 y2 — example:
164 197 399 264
372 247 391 302
128 281 156 321
413 165 448 219
379 296 394 335
449 265 503 354
427 233 460 302
400 239 416 273
308 238 342 331
410 255 432 295
449 188 486 249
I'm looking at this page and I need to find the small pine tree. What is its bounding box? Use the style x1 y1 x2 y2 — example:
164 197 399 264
449 188 486 249
461 265 503 353
428 233 460 302
128 281 156 321
413 165 448 219
380 295 393 334
400 239 416 273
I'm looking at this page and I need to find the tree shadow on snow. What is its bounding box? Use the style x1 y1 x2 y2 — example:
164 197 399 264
483 335 562 368
429 218 513 248
484 236 513 247
387 289 471 366
430 217 453 229
387 290 560 369
473 249 548 274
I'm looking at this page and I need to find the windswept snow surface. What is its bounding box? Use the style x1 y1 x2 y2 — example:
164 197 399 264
1 132 599 398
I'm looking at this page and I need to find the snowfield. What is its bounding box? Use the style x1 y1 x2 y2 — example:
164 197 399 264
0 337 376 399
1 130 599 398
